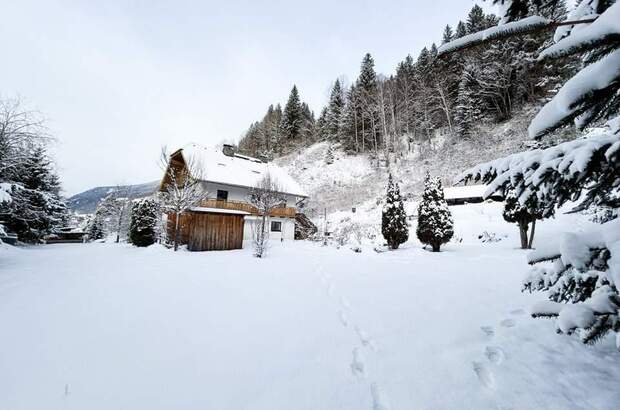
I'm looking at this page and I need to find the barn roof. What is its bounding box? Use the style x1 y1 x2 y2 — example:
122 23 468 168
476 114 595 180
178 143 308 197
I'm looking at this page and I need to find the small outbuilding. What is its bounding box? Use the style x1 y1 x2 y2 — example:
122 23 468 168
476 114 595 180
444 185 503 206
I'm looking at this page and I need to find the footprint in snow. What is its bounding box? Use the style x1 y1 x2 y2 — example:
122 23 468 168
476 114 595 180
481 326 495 337
485 346 506 365
355 326 376 350
472 361 496 389
350 347 365 378
340 296 351 310
509 309 525 316
370 383 391 410
500 318 516 328
339 310 349 327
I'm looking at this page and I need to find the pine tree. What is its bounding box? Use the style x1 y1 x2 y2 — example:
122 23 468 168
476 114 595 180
466 4 487 34
129 197 160 247
281 85 303 140
325 79 345 140
455 21 467 38
416 173 453 252
324 144 334 165
382 174 409 249
87 209 106 240
2 146 67 242
442 25 454 44
503 189 543 249
454 64 482 138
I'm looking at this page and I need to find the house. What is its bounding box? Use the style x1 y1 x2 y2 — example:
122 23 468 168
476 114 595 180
159 144 308 251
443 185 503 206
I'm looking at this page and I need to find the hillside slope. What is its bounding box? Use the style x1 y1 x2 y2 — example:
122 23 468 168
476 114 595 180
68 181 159 214
276 107 566 219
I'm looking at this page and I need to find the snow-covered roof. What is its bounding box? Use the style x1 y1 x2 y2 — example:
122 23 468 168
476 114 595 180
180 144 308 197
444 185 499 200
188 207 251 215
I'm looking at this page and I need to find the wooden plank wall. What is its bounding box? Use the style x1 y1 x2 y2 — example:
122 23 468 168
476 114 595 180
187 213 244 251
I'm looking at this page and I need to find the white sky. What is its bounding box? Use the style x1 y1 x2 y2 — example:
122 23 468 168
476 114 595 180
1 0 487 195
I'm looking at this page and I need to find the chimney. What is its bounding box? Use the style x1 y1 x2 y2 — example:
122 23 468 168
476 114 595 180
222 144 235 157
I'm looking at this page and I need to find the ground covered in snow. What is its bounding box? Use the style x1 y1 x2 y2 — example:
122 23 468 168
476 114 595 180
1 203 619 410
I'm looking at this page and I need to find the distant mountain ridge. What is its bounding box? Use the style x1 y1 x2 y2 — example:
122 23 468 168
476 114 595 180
68 181 160 214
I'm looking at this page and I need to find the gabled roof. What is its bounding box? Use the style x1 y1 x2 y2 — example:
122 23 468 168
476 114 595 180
178 143 308 197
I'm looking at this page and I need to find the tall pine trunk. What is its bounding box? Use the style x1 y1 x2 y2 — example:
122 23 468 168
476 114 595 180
527 220 536 249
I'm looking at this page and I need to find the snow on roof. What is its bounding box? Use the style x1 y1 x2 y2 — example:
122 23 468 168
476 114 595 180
180 144 308 197
188 207 251 215
444 185 500 200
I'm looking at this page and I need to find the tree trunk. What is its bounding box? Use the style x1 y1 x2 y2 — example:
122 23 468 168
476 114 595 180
518 221 528 249
173 211 181 251
432 243 440 252
527 220 536 249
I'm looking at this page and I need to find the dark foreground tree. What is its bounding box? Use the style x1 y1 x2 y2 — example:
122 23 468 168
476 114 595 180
503 189 543 249
416 173 454 252
129 198 160 247
382 174 409 249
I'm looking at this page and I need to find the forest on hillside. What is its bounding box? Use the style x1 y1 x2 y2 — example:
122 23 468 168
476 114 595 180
238 3 574 161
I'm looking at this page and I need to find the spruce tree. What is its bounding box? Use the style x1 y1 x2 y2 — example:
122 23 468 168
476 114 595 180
324 144 334 165
454 64 482 138
281 85 303 140
325 79 345 140
3 146 67 242
129 198 160 247
442 25 454 44
382 174 409 249
416 173 454 252
466 4 486 34
87 210 106 240
455 21 467 38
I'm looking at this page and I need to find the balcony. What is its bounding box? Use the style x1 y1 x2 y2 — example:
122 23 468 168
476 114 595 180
198 199 296 218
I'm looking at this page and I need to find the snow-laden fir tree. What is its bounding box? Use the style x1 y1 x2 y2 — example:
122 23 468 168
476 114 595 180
129 197 160 247
416 173 454 252
382 174 409 250
281 85 303 140
87 208 106 240
454 64 482 138
325 79 345 140
503 189 543 249
324 145 334 165
2 146 67 242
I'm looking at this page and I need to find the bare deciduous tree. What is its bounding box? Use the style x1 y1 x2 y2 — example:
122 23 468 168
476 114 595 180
247 173 286 258
159 147 208 251
0 98 49 182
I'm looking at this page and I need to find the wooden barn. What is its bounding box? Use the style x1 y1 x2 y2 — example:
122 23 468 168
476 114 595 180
160 144 307 251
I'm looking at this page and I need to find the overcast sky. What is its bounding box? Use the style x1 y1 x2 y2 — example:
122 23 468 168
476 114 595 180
2 0 487 195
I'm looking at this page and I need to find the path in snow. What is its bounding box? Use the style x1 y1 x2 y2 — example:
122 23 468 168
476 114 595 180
1 224 619 410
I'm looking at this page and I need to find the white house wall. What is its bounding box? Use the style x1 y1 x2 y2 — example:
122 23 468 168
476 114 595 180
243 216 295 242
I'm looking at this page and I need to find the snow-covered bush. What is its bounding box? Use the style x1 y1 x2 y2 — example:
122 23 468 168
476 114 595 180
416 173 454 252
129 198 160 247
331 217 376 247
381 174 408 249
87 210 106 241
523 219 620 347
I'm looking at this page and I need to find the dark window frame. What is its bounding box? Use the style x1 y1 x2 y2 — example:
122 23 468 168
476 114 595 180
270 221 282 232
216 190 229 201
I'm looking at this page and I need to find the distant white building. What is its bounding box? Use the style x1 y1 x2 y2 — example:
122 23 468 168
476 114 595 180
160 144 307 251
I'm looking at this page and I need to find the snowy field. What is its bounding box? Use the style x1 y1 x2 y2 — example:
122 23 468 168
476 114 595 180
1 203 619 410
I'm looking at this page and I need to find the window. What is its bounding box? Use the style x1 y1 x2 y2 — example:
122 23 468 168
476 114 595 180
270 221 282 232
216 190 228 201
